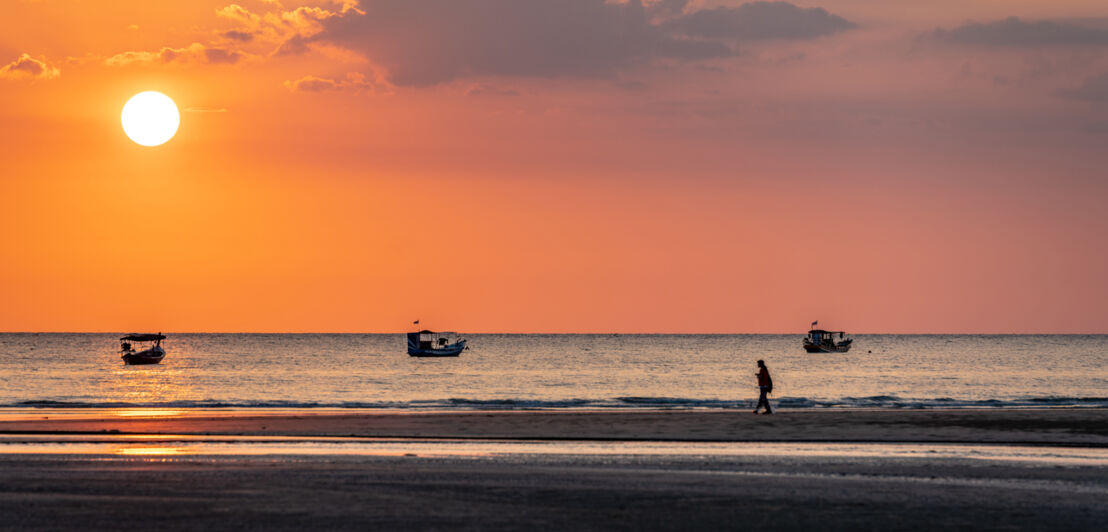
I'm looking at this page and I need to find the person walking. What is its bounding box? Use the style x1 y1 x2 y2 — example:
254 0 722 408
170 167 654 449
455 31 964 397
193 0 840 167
754 360 773 415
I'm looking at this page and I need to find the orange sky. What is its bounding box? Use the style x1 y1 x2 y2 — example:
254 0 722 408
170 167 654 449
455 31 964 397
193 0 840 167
2 1 1107 333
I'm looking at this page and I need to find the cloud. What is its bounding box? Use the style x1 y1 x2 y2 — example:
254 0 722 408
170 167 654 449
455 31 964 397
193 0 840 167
216 4 263 28
222 30 255 42
284 75 342 92
216 2 351 56
283 72 375 92
464 83 520 97
99 3 362 71
667 1 855 40
1056 72 1108 102
105 43 248 66
309 1 852 86
934 17 1108 46
315 0 742 86
613 80 649 91
204 47 244 64
0 53 60 80
646 0 693 20
331 0 364 15
275 35 311 56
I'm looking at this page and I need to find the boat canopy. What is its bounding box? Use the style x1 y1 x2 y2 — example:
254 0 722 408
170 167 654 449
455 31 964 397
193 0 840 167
120 333 165 341
808 329 845 335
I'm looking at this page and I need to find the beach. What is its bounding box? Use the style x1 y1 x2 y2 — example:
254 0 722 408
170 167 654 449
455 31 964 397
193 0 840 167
3 451 1106 531
1 408 1106 531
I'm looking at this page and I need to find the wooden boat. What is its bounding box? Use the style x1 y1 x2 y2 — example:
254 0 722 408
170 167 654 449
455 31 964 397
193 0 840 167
803 324 852 353
407 330 466 357
120 333 166 365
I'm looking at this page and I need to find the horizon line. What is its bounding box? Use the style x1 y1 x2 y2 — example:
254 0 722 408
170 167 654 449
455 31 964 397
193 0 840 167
2 331 1106 335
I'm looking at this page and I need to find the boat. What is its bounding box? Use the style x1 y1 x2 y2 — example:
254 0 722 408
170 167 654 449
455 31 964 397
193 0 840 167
803 323 852 353
120 333 166 365
407 330 466 357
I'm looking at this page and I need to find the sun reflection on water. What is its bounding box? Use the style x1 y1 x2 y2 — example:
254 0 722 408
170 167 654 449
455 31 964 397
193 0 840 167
113 409 187 418
103 347 200 407
113 445 193 456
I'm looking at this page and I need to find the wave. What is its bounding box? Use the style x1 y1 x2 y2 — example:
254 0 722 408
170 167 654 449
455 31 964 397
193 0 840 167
6 396 1108 410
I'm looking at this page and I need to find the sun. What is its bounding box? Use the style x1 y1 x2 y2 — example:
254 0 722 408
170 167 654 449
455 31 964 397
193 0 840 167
121 91 180 147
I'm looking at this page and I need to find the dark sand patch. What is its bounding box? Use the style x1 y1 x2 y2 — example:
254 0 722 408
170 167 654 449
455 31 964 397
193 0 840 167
1 408 1106 445
0 453 1104 531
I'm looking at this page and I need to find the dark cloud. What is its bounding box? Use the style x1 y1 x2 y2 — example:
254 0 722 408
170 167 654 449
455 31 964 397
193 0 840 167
1079 120 1108 134
317 0 742 86
464 83 520 97
285 76 342 92
934 17 1108 46
613 80 649 91
667 1 854 40
222 30 255 42
275 35 311 56
203 47 244 64
646 0 692 20
1056 72 1108 101
0 53 60 80
308 1 854 86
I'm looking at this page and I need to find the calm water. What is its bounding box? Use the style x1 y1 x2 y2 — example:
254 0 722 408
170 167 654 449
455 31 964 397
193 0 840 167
0 334 1105 409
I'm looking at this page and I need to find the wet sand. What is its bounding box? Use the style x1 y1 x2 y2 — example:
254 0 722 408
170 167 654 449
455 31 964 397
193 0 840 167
2 408 1106 445
2 409 1106 531
1 451 1105 531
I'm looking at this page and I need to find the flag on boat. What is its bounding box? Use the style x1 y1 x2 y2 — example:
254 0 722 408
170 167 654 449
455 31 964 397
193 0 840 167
811 320 818 327
413 320 419 325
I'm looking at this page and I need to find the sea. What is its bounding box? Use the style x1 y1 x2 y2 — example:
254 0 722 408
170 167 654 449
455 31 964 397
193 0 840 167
0 334 1105 410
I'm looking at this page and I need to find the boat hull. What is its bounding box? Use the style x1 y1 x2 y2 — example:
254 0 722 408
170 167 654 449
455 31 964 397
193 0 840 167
408 351 462 357
122 347 165 365
406 332 466 357
803 342 851 353
408 344 465 357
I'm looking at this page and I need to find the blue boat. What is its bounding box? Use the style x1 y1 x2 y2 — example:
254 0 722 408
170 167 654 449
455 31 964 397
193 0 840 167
407 330 467 357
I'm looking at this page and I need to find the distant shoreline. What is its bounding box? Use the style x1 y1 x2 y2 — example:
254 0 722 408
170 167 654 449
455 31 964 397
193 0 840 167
3 331 1108 335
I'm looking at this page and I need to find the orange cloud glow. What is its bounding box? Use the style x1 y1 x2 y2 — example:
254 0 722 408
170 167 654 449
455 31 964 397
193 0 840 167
0 53 60 80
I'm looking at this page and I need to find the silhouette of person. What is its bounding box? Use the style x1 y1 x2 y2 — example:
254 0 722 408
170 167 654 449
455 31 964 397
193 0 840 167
754 360 773 415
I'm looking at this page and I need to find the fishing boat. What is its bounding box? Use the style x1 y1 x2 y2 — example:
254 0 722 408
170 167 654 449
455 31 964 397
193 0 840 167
407 330 466 357
120 333 166 365
803 322 852 353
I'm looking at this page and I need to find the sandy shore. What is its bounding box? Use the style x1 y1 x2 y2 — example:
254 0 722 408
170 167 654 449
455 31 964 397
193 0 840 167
1 451 1105 531
1 408 1106 445
2 409 1106 530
